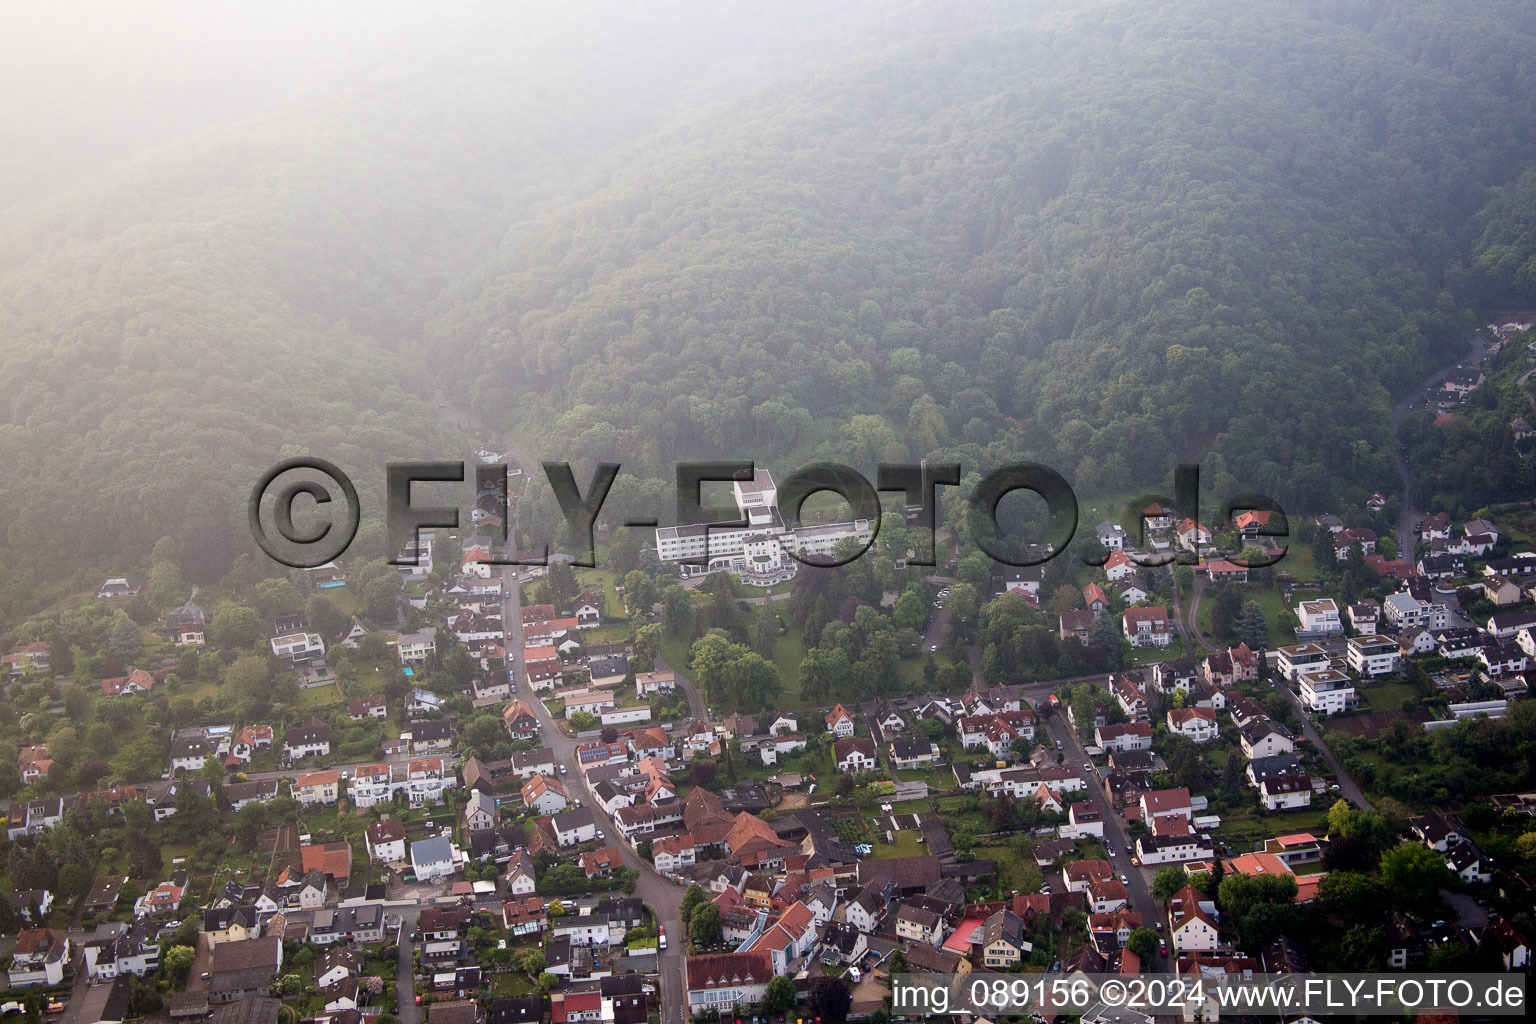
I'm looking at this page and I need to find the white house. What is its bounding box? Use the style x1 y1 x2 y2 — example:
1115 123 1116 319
1258 775 1313 811
1165 707 1219 743
409 836 459 882
824 704 855 737
552 807 598 847
1346 635 1402 678
1298 669 1355 715
834 738 878 773
1295 598 1342 637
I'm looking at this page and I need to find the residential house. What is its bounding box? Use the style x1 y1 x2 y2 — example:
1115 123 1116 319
1122 606 1172 647
366 819 407 863
284 717 332 761
834 737 878 773
410 836 460 882
293 770 340 806
824 703 855 737
1165 707 1219 743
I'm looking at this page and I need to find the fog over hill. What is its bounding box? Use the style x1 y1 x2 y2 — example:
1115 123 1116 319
2 0 1536 618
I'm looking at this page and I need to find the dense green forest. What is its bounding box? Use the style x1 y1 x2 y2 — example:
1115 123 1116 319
3 1 1536 622
435 0 1536 525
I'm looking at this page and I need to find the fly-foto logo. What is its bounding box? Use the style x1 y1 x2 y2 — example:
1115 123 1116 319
248 458 1288 571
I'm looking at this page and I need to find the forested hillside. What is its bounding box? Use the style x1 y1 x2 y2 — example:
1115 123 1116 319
3 0 1536 620
0 3 876 619
431 0 1536 521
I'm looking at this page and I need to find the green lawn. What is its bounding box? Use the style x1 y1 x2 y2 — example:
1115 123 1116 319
1359 678 1422 712
1218 806 1329 839
867 829 927 860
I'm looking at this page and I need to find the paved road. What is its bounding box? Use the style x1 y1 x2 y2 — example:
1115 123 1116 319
396 907 422 1024
1264 675 1372 812
500 564 688 1024
1039 710 1169 968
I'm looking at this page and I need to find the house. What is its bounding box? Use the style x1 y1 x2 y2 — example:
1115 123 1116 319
552 807 598 846
1258 774 1313 811
889 736 941 769
97 577 142 599
170 735 214 773
16 745 52 784
1084 583 1109 615
284 717 332 761
1141 788 1193 823
1443 366 1485 396
502 700 541 740
1295 598 1342 637
208 936 283 1004
293 769 340 806
845 886 885 934
979 909 1028 967
1420 512 1452 541
1088 878 1129 914
504 848 538 895
1168 886 1220 952
462 791 499 833
1104 549 1138 582
7 929 70 988
573 590 603 626
410 719 455 752
579 846 625 879
1095 722 1153 752
824 703 855 737
270 618 325 670
501 895 546 938
834 737 878 773
366 819 407 863
1445 840 1491 884
1238 718 1295 759
1484 575 1523 607
81 925 160 981
1165 707 1219 743
1063 802 1105 840
683 952 772 1016
348 696 387 720
653 834 698 875
521 774 569 815
100 667 157 697
410 836 460 882
1122 606 1172 647
1298 669 1355 715
634 670 676 698
394 628 439 666
1176 518 1213 552
1060 609 1096 643
1347 600 1380 632
893 902 946 946
0 641 51 677
1114 575 1151 605
1346 634 1402 678
1097 521 1128 549
1274 643 1331 682
3 889 54 925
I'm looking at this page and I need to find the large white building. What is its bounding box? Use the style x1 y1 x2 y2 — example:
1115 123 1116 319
654 470 873 586
1298 668 1355 715
1346 635 1402 678
348 759 457 808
